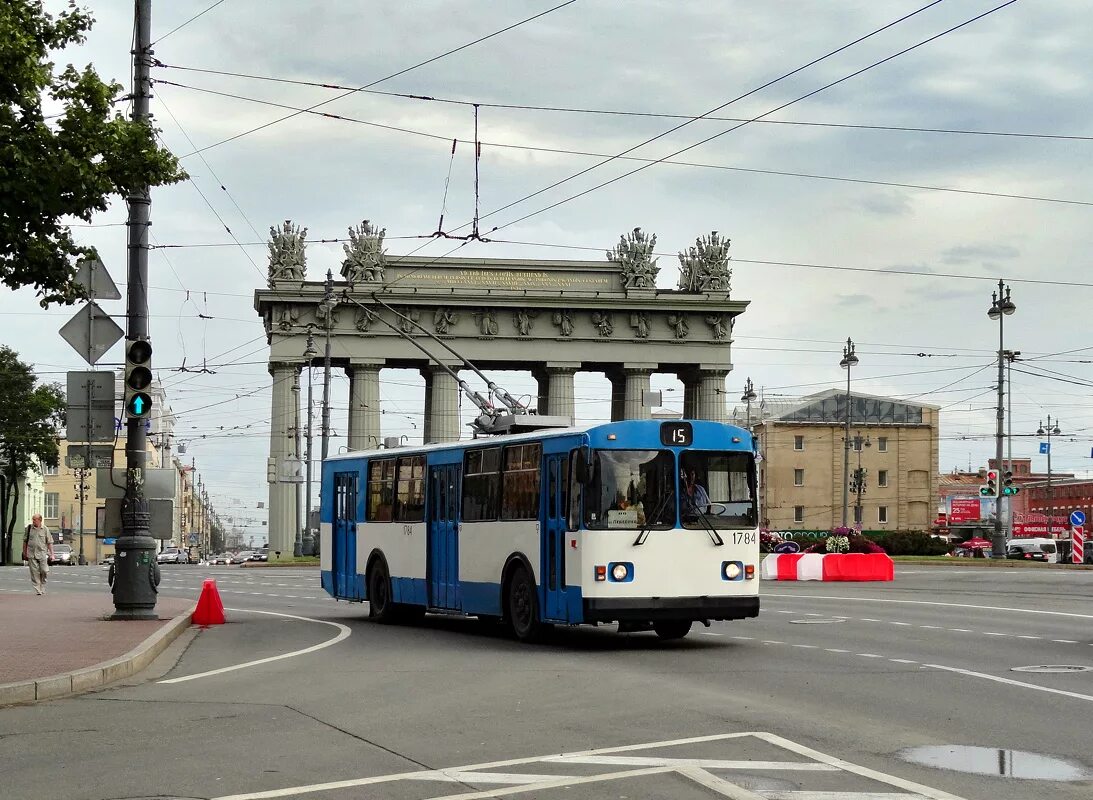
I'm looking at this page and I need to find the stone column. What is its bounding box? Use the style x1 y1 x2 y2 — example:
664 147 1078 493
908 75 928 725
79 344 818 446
423 364 460 443
623 364 655 420
606 371 625 422
696 368 729 422
544 362 579 424
347 360 382 451
267 361 299 561
679 369 699 419
421 370 433 445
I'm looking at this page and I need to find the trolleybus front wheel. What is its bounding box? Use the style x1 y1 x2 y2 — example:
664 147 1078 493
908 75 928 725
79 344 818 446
506 565 546 643
653 620 692 640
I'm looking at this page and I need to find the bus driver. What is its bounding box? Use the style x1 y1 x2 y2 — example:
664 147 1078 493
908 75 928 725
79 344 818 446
681 467 711 520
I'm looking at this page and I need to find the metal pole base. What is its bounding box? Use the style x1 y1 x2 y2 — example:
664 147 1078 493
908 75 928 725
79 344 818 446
301 534 315 557
111 500 160 620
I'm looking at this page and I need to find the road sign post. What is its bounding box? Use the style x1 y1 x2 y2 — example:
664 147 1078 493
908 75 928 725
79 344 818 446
1070 511 1085 565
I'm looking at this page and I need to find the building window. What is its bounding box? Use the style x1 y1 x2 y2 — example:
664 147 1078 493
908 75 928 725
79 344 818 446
793 435 804 451
879 506 889 524
793 506 804 523
853 506 863 524
42 464 58 476
878 469 889 487
44 492 59 519
877 437 888 452
793 468 804 487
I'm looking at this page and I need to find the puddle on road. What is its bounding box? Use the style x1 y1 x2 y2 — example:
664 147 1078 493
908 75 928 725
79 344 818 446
900 745 1091 781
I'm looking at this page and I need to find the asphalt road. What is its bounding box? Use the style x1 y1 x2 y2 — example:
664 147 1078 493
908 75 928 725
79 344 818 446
1 563 1091 800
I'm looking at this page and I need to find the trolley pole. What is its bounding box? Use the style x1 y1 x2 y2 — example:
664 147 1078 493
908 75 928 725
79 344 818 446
113 0 157 618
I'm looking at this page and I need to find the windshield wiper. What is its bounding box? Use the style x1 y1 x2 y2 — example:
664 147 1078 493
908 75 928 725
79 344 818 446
694 506 725 547
633 488 674 546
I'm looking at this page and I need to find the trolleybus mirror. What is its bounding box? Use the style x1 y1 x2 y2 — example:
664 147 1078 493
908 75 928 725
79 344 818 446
574 446 593 484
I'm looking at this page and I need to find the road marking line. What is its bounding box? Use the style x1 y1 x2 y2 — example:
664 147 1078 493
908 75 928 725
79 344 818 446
763 794 928 799
924 663 1093 704
422 767 675 800
752 732 967 800
889 659 919 664
158 609 351 685
982 632 1007 637
856 653 882 658
546 756 836 771
675 766 766 799
698 631 723 636
888 621 911 626
772 594 1093 620
825 648 849 653
919 625 941 629
762 640 785 645
948 628 972 633
859 618 881 622
792 644 818 649
1017 635 1041 639
731 636 754 640
1052 639 1078 644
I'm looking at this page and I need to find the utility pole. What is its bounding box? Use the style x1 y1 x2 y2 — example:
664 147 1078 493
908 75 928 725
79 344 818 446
317 272 334 560
987 281 1015 559
113 0 157 619
1039 417 1061 538
292 369 303 557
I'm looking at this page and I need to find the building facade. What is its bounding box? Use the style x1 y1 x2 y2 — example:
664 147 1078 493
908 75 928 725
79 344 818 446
739 390 939 532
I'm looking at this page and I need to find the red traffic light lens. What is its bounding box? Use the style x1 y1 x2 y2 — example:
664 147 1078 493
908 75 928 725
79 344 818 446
987 471 998 480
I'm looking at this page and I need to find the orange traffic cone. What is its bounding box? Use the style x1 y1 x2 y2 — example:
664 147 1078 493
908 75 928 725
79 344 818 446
193 578 226 625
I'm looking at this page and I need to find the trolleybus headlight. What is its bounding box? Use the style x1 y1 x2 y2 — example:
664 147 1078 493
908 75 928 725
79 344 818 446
722 561 744 581
611 563 629 581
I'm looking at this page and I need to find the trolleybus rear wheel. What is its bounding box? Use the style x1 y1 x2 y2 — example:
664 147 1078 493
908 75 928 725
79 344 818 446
506 565 544 643
368 561 395 623
653 620 692 640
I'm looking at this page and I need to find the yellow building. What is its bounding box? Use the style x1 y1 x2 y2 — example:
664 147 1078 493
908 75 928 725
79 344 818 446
737 390 939 533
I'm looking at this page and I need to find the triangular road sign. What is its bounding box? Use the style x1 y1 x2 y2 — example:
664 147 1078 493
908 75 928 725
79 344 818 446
74 257 122 301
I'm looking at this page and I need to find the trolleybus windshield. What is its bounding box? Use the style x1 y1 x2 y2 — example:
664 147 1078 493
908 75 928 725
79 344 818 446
679 451 757 529
584 449 675 530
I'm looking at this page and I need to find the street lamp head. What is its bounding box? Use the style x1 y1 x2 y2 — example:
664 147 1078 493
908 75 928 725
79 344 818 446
840 352 859 369
1001 299 1016 316
1052 426 1061 436
1037 425 1045 436
987 305 1001 320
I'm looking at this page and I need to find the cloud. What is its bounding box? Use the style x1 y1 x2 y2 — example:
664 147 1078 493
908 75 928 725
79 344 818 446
855 193 913 217
940 243 1021 266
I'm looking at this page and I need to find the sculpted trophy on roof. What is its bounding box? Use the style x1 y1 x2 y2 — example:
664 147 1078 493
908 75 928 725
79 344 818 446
678 231 731 293
607 227 659 290
267 219 307 286
341 219 387 284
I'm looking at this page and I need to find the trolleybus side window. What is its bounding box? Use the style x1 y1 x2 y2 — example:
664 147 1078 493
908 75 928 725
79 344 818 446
501 443 542 520
567 449 582 531
366 458 396 521
462 447 501 521
395 455 426 522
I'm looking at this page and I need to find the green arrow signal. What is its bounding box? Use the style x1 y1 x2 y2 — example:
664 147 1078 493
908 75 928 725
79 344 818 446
133 396 145 415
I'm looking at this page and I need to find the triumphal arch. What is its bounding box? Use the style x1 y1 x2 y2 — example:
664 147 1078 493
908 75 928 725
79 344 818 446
254 222 748 558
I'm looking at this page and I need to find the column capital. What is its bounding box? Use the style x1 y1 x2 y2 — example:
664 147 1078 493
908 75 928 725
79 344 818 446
697 364 731 376
269 360 302 376
544 361 582 372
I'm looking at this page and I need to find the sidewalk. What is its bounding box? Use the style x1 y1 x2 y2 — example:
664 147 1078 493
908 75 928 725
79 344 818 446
0 589 194 704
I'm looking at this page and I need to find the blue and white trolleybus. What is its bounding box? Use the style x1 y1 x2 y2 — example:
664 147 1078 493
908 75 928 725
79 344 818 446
319 419 759 641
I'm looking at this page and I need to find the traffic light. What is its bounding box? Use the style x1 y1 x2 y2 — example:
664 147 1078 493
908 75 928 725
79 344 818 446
980 470 999 497
123 339 153 419
1001 470 1020 496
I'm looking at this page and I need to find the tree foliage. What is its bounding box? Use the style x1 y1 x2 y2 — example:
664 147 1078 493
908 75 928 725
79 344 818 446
0 1 185 305
0 346 66 564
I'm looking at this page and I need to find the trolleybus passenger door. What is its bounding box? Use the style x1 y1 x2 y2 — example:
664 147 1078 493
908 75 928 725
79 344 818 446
333 471 359 599
428 464 460 609
542 454 568 621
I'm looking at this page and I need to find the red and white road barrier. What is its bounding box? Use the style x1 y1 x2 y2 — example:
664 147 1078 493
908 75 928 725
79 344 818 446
1073 525 1085 565
761 552 894 582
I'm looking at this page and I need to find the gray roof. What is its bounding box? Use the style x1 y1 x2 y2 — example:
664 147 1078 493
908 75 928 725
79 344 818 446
731 388 938 426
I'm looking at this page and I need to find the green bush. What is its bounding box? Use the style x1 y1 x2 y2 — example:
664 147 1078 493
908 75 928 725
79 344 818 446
868 530 950 556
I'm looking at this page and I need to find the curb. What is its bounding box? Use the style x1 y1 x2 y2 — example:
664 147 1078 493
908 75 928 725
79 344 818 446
893 558 1093 570
241 561 319 568
0 604 196 707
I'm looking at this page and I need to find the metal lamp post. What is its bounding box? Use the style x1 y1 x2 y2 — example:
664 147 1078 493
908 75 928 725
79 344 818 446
1038 416 1061 538
851 434 871 528
839 338 859 528
741 378 757 429
988 281 1016 558
301 330 318 557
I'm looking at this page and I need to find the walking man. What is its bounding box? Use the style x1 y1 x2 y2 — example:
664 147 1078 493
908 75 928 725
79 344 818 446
22 514 54 595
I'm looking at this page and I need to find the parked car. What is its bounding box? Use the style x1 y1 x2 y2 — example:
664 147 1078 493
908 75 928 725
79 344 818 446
157 547 189 564
231 551 254 564
249 549 269 562
49 544 73 565
1006 538 1057 563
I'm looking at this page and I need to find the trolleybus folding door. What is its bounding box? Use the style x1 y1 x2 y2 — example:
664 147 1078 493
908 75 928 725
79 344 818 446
428 463 460 609
333 471 359 598
542 453 568 621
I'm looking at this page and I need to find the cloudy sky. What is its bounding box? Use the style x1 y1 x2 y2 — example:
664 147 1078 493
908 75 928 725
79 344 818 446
5 1 1092 540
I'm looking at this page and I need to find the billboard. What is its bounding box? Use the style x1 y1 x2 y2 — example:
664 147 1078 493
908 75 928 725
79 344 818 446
1011 512 1071 538
948 497 983 524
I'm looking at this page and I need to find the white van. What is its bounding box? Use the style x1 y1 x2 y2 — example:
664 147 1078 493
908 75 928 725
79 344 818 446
1005 538 1058 563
